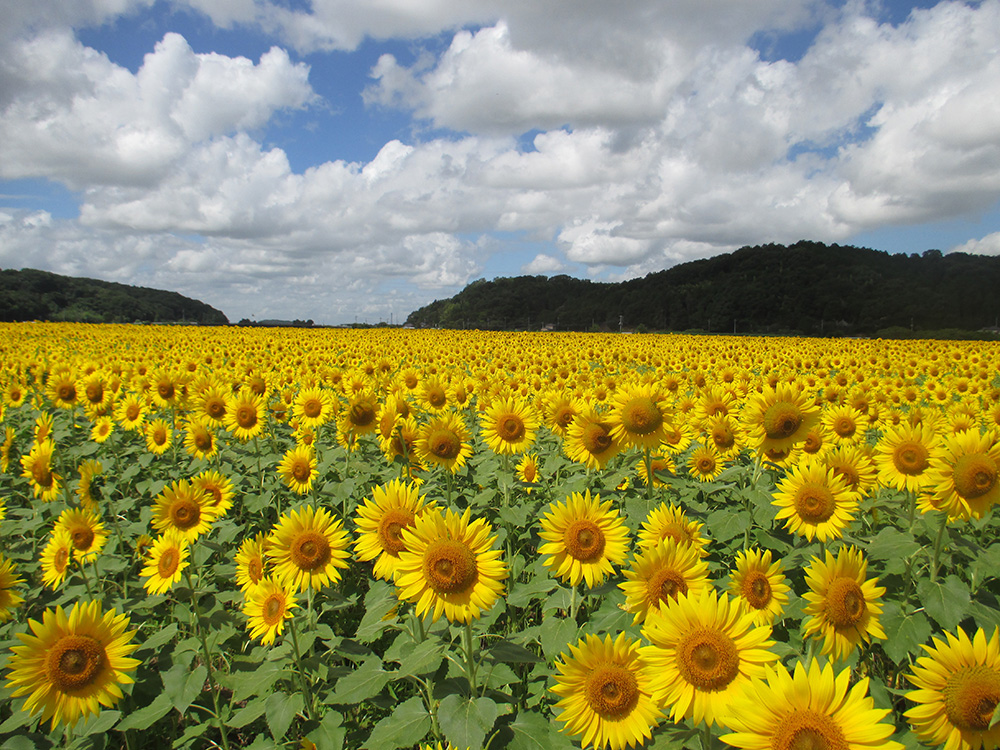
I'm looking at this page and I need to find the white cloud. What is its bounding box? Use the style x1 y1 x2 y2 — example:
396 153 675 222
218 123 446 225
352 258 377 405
950 232 1000 256
522 254 568 275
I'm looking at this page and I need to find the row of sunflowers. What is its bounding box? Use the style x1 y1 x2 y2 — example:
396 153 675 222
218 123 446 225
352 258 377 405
0 322 999 750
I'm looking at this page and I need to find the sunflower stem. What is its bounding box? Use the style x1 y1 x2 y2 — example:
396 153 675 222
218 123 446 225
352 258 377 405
77 559 94 600
463 620 480 697
643 447 653 501
701 723 714 750
569 585 578 623
287 614 318 721
184 568 231 750
930 511 949 583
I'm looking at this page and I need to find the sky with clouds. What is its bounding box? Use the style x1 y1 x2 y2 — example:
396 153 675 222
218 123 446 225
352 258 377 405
1 0 999 324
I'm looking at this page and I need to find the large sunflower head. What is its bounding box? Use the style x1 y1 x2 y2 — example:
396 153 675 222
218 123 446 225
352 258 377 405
414 411 473 474
742 384 820 454
354 478 435 581
538 489 631 588
609 384 672 451
821 403 870 445
183 418 217 461
771 459 858 542
293 386 335 429
21 438 61 502
151 478 220 543
267 505 351 593
821 443 877 498
393 507 507 624
922 429 1000 522
637 502 710 556
480 397 540 456
564 408 622 470
728 548 791 627
277 444 317 495
243 578 298 646
4 600 140 729
191 469 235 515
0 553 25 623
874 421 942 493
140 532 190 595
235 532 270 594
55 507 108 562
619 538 711 625
224 391 266 442
40 529 73 590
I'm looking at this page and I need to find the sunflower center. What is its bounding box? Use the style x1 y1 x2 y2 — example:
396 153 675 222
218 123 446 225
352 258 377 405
170 499 201 530
893 441 929 475
741 571 772 609
497 415 525 442
944 665 1000 731
695 455 717 474
429 429 461 460
303 398 322 418
427 388 446 408
953 454 998 500
422 539 477 594
158 383 175 401
46 635 107 692
194 430 213 451
291 532 332 571
126 403 141 420
555 408 575 430
563 520 606 562
773 710 848 750
262 594 285 625
763 402 802 440
54 546 70 571
377 509 413 555
71 526 95 551
825 576 866 628
648 568 687 604
86 383 103 403
236 406 258 429
712 426 735 450
829 464 859 491
621 397 663 435
350 402 376 427
659 522 694 546
247 558 263 584
584 663 639 720
32 462 54 488
158 547 179 578
583 424 613 453
292 460 311 482
153 427 168 446
206 399 226 420
520 462 537 482
794 485 835 524
676 628 740 691
832 417 856 439
57 384 76 402
803 432 823 454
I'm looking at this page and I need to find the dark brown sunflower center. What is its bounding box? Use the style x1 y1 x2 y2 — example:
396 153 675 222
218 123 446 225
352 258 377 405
803 432 823 454
126 403 141 420
32 462 54 488
893 441 929 475
349 402 376 427
832 417 856 438
194 430 213 451
563 520 606 562
158 383 175 400
86 383 103 403
422 539 477 594
170 499 201 530
584 663 639 719
555 408 575 429
794 486 835 524
741 571 772 610
158 547 179 578
712 426 735 450
676 628 740 691
497 415 525 442
763 402 802 440
621 397 663 435
429 429 461 460
829 464 859 491
303 399 322 418
249 378 266 396
427 388 446 408
695 455 717 474
46 635 107 692
377 509 413 555
953 454 997 500
291 531 331 571
520 462 537 482
71 526 95 551
291 460 311 482
649 568 687 604
153 427 169 446
773 710 848 750
206 399 226 420
944 665 1000 731
583 424 613 453
54 546 70 570
262 594 285 625
236 406 258 429
57 384 76 402
247 558 264 584
825 576 866 628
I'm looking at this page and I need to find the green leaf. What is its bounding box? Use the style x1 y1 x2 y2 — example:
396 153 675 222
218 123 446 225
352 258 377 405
507 575 557 608
438 695 499 750
227 697 268 729
918 575 971 631
354 580 399 642
867 527 922 561
539 615 578 662
76 709 121 736
0 704 36 734
331 657 390 704
488 639 544 664
364 696 431 749
878 601 932 664
394 638 445 679
161 661 207 713
706 508 750 542
135 623 179 654
266 691 305 741
306 710 345 750
500 711 577 750
116 693 174 731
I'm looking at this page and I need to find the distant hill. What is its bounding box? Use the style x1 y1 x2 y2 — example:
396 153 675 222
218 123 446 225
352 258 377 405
405 240 1000 337
0 268 229 325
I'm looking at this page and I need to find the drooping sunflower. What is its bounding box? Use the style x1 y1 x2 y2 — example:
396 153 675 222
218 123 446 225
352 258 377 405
40 529 73 590
719 660 903 750
538 490 630 588
151 478 220 543
637 502 710 556
235 532 269 593
22 438 61 502
144 418 173 455
74 459 103 510
802 545 886 660
243 578 298 646
608 383 672 451
55 507 108 562
140 532 190 595
0 553 25 622
182 418 217 461
480 397 540 455
771 459 858 542
728 548 791 626
742 384 820 454
874 421 942 493
354 478 435 581
394 507 507 624
551 632 666 750
905 626 1000 750
224 391 266 442
564 407 622 470
277 444 318 495
641 589 778 728
921 429 1000 521
619 539 711 625
687 442 725 482
4 600 140 729
414 411 473 473
267 505 351 593
191 469 235 515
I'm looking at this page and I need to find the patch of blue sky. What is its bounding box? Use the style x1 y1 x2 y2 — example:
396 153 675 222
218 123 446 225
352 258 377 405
0 178 79 219
850 198 1000 255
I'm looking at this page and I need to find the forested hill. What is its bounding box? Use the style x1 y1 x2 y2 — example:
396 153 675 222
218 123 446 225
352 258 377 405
406 241 1000 336
0 268 229 325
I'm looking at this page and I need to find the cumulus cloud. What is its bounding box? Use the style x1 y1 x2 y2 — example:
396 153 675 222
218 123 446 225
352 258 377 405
522 254 569 275
950 232 1000 256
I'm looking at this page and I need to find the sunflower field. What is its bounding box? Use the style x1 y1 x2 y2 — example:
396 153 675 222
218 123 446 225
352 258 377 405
1 321 1000 750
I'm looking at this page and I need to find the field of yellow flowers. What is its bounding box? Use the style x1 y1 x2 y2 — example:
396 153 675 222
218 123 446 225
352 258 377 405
1 321 999 750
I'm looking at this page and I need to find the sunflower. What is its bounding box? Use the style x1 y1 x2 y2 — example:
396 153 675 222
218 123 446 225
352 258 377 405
354 479 435 581
538 490 630 588
144 418 173 455
394 507 507 623
551 632 666 750
78 372 112 414
3 379 27 408
4 600 140 729
378 413 421 468
637 502 710 556
293 386 335 429
55 507 108 562
46 371 78 409
719 660 902 750
728 548 791 626
544 393 582 438
516 453 541 492
415 411 473 473
641 589 778 728
40 530 73 590
874 422 942 492
268 505 351 593
193 382 229 425
243 578 298 645
225 391 266 442
114 392 145 431
21 438 61 502
802 545 886 660
905 626 1000 750
619 539 711 624
235 532 269 593
151 478 220 542
339 390 379 438
661 419 694 455
822 403 870 445
277 444 318 495
921 429 1000 521
742 384 820 454
150 370 183 409
771 459 858 542
418 376 450 412
564 407 622 470
183 418 217 461
480 397 540 455
608 383 672 451
688 442 725 482
821 443 877 498
704 414 744 458
90 416 113 444
34 412 54 442
0 553 25 622
801 424 827 455
191 469 235 515
140 532 190 595
636 455 675 488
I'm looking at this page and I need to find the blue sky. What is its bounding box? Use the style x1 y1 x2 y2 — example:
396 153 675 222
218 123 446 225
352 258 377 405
1 0 999 324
